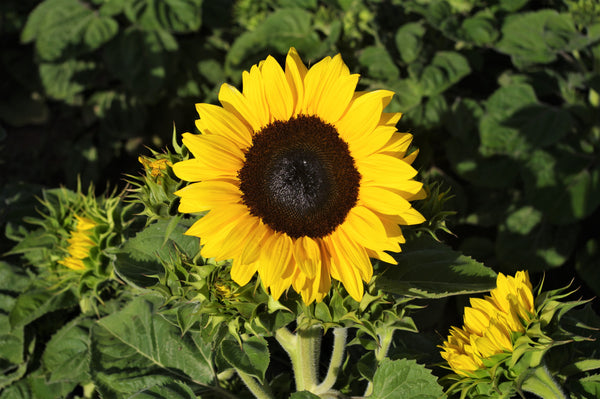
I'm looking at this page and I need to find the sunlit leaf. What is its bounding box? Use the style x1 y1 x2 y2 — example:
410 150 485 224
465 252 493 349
370 358 444 399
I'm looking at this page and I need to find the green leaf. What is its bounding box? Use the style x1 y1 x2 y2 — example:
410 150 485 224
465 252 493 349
0 318 24 366
84 16 119 51
458 13 498 45
290 392 320 399
374 235 497 298
115 219 199 287
576 238 600 297
0 262 30 295
39 60 95 103
495 10 582 68
390 78 422 112
395 22 425 64
496 220 580 272
124 0 203 32
42 318 92 383
227 8 322 70
370 358 444 399
130 380 196 398
220 337 269 383
21 0 94 61
104 28 177 99
0 369 75 399
359 46 399 81
9 288 77 329
420 51 470 97
522 150 600 224
479 83 538 157
90 296 214 398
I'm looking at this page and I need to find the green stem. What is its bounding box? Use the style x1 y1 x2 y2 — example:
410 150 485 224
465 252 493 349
520 365 567 399
297 324 322 391
236 370 274 399
315 328 347 394
364 329 395 396
275 326 300 385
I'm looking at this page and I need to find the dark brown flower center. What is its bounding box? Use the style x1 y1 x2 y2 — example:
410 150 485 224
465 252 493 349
238 115 361 238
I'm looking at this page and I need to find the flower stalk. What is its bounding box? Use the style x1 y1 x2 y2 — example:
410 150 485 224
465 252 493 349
275 323 348 396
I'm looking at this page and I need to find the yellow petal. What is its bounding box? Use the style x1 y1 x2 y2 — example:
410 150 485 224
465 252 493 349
261 55 294 121
195 103 252 148
175 181 242 213
284 47 308 117
231 259 258 286
342 206 399 252
359 185 412 215
242 65 271 128
293 236 321 279
258 232 293 288
348 125 397 158
302 56 331 114
335 90 395 142
326 233 364 302
218 83 262 132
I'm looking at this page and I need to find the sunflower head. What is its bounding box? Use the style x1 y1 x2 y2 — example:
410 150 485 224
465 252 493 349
7 184 134 314
173 47 426 305
440 271 592 398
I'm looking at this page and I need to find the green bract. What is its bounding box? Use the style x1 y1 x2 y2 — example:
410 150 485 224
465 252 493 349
6 183 134 314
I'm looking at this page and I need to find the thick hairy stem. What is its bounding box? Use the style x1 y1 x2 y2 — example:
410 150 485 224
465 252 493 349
315 327 347 395
236 369 274 399
297 324 322 391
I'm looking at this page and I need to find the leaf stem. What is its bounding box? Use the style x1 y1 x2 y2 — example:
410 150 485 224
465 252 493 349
315 327 347 394
236 369 274 399
364 329 395 396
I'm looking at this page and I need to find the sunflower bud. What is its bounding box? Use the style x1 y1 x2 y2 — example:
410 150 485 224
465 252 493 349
440 271 592 398
7 183 134 314
126 129 185 225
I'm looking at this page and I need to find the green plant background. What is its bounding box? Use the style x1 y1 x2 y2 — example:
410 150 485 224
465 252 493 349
3 0 598 294
1 0 599 397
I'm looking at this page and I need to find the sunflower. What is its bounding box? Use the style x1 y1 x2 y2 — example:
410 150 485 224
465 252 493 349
173 47 425 304
440 271 535 376
58 215 98 271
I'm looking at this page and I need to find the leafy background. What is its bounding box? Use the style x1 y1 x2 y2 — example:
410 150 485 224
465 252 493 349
1 0 600 396
3 0 598 295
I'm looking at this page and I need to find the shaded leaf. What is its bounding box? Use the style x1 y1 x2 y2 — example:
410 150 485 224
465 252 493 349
124 0 203 32
21 0 93 61
374 235 496 298
9 288 77 329
395 22 425 64
130 380 196 398
39 60 95 102
84 16 119 51
220 337 269 383
496 10 585 68
42 318 92 383
114 219 199 287
359 46 399 81
479 83 538 157
420 51 470 96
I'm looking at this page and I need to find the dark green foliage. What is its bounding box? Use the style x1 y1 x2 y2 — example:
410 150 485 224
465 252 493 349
2 0 600 398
